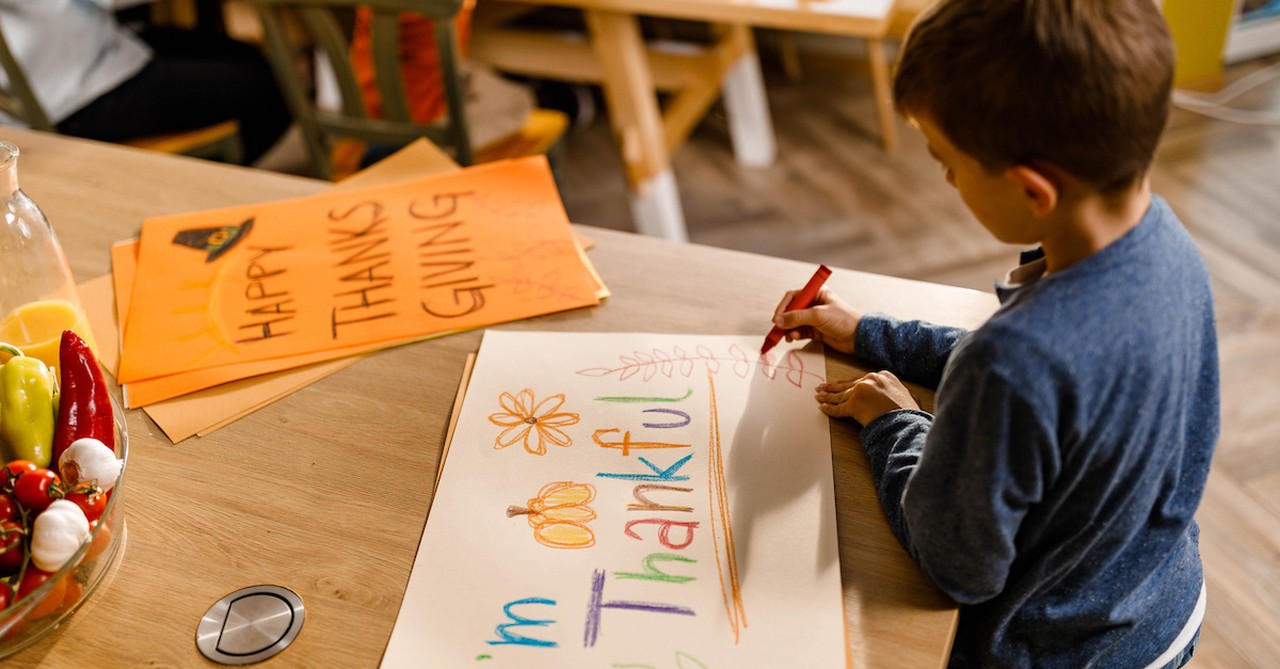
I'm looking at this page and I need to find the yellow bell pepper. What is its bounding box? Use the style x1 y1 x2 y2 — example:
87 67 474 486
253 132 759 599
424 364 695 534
0 343 58 467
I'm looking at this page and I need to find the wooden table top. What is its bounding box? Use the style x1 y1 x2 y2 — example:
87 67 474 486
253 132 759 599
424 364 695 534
1 127 995 668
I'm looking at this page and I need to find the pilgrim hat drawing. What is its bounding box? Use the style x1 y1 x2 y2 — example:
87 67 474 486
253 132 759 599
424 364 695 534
171 218 254 262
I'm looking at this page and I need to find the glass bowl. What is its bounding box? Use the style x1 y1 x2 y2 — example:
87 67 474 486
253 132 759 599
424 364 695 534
0 391 128 656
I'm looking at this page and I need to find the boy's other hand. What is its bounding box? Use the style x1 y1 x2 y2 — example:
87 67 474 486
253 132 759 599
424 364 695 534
772 287 860 354
816 371 920 425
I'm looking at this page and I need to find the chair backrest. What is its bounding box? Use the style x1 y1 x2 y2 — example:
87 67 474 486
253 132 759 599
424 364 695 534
248 0 473 180
0 23 56 132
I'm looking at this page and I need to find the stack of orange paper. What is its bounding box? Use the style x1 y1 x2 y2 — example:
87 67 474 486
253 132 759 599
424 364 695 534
112 155 604 418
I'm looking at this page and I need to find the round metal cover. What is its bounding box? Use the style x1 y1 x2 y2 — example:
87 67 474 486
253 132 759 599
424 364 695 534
196 585 305 665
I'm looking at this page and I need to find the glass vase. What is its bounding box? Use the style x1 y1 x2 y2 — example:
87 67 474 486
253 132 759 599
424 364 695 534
0 141 97 370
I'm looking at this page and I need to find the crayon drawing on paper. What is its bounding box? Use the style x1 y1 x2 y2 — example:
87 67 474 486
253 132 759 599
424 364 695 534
381 331 847 668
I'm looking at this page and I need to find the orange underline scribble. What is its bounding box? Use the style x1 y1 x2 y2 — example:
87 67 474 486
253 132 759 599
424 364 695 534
706 370 746 642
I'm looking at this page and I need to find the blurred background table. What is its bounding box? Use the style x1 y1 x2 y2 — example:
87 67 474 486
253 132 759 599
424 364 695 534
470 0 904 242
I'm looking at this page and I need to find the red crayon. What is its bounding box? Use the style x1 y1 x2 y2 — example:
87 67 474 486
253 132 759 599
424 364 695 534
760 264 833 355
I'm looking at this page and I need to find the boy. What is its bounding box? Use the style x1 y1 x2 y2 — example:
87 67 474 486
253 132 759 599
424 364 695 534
771 1 1217 667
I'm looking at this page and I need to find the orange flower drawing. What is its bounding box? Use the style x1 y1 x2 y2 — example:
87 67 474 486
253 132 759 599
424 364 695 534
488 389 580 455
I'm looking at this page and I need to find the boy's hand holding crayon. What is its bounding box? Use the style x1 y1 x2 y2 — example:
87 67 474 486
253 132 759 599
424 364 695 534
770 287 859 353
771 287 920 425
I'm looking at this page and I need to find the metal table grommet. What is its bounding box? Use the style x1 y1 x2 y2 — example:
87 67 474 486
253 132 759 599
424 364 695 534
196 585 305 665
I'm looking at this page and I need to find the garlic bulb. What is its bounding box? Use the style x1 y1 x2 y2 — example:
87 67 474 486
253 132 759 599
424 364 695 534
58 437 122 493
31 500 91 572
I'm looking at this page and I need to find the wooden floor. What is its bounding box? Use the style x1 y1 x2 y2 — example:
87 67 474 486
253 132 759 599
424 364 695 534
549 51 1280 667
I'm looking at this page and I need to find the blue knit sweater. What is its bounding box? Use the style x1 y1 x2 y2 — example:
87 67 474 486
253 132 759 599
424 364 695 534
856 195 1219 668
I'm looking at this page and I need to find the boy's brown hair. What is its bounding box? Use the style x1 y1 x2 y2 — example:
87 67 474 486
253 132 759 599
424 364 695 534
893 0 1175 193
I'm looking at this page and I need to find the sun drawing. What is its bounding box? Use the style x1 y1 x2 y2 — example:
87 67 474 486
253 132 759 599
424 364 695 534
488 389 580 455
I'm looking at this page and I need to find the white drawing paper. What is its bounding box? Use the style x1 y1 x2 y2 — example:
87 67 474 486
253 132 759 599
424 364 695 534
382 331 847 668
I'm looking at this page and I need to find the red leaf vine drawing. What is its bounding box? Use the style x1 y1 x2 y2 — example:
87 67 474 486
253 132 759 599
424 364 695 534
576 344 818 388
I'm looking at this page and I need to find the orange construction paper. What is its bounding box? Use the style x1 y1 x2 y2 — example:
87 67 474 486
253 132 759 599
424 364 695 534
105 141 606 439
88 277 353 441
113 235 604 407
119 156 600 383
110 241 135 347
116 238 364 406
336 139 597 252
96 143 412 437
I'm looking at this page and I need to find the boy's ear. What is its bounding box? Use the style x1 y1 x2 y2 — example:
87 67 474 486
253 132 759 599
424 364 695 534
1004 165 1059 217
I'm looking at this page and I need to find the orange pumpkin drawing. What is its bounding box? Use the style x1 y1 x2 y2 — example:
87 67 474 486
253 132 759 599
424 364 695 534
507 481 597 549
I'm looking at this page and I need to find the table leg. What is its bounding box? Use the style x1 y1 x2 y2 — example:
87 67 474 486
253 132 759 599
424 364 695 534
867 38 899 152
584 9 690 242
720 25 777 168
630 168 689 242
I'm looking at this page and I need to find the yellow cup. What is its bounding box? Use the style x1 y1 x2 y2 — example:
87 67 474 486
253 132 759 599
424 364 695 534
0 299 98 371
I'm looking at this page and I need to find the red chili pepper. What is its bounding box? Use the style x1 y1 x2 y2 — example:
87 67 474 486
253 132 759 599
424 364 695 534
50 330 114 474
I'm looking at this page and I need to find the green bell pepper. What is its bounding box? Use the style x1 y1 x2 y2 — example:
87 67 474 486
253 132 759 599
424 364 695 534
0 343 58 467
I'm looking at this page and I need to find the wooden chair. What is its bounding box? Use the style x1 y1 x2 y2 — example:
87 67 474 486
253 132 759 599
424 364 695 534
246 0 567 180
0 23 244 164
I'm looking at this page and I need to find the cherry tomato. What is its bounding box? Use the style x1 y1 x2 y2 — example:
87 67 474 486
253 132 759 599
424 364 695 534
3 461 37 475
13 469 60 512
0 493 16 522
16 568 67 619
0 585 22 640
0 613 27 640
63 491 106 524
0 520 23 576
1 461 36 493
58 579 84 613
86 521 112 561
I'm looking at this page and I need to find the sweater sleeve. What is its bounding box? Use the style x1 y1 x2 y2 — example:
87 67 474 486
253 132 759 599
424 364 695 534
854 313 969 387
860 337 1057 604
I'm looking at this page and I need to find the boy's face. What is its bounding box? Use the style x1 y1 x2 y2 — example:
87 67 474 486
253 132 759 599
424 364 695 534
915 115 1044 247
